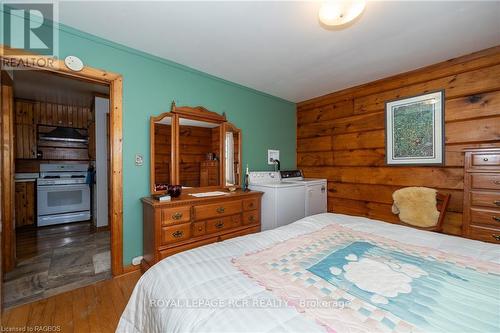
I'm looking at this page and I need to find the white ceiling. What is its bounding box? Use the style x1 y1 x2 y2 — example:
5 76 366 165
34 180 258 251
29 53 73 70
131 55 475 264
59 1 500 102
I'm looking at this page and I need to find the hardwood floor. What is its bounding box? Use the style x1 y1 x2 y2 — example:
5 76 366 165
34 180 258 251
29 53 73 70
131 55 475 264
1 270 141 332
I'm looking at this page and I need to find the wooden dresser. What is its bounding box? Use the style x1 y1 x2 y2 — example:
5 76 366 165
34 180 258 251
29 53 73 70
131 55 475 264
141 189 263 270
462 148 500 244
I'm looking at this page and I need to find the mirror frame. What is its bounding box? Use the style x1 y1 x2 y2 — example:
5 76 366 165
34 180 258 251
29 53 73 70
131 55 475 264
151 101 244 194
150 112 177 195
222 122 242 187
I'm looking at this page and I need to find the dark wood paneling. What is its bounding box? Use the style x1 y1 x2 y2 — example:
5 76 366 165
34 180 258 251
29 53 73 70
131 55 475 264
297 47 500 236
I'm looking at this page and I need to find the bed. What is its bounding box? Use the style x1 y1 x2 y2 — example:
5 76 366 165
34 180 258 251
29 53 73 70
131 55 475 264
118 213 500 333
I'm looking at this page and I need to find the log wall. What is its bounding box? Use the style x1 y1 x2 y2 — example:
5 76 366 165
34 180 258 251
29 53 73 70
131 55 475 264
297 46 500 235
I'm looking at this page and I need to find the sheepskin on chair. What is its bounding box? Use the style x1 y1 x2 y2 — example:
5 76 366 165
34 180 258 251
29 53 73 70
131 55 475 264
392 187 439 228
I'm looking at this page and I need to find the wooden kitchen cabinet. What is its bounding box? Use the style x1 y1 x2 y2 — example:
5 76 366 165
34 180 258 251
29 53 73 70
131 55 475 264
15 181 36 227
14 100 37 159
14 99 94 162
35 100 92 128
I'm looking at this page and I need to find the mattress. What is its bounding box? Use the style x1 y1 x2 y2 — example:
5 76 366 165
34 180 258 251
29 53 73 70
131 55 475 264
117 213 500 333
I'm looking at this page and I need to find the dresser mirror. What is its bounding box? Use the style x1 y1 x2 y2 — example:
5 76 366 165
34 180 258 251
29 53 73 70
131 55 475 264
178 117 222 188
150 102 242 194
223 122 241 187
150 112 176 194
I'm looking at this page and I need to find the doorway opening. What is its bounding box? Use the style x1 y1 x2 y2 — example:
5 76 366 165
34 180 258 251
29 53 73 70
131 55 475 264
2 69 112 308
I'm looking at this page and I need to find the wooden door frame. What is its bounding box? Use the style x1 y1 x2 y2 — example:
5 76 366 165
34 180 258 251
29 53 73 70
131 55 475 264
0 45 124 276
1 71 15 273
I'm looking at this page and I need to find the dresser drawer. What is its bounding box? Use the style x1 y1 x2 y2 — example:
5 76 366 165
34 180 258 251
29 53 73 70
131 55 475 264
219 225 260 241
471 153 500 167
242 210 259 225
161 206 191 226
206 217 231 234
470 208 500 228
159 237 216 260
243 198 258 211
471 174 500 190
194 200 242 220
468 225 500 244
192 221 206 237
161 223 191 244
471 192 500 209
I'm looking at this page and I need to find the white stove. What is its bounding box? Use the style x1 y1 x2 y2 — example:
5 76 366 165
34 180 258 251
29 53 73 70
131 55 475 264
37 163 91 226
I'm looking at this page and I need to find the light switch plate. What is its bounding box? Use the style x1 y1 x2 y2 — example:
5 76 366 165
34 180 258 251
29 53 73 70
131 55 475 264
135 154 144 166
268 149 280 165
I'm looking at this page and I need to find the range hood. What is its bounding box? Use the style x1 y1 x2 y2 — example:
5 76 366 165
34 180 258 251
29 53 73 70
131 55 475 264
39 127 88 143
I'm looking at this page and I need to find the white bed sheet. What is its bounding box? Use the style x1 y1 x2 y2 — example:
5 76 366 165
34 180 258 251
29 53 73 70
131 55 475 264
117 213 500 333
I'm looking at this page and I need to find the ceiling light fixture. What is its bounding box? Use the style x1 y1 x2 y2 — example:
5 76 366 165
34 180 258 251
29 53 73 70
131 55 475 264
318 0 366 27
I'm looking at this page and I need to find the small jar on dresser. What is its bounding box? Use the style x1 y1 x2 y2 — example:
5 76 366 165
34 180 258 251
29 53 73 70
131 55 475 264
141 189 263 271
462 148 500 243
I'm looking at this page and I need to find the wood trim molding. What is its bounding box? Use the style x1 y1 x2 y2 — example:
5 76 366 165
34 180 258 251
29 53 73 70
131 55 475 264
109 77 124 276
171 101 226 123
0 46 121 83
0 45 124 276
121 263 141 275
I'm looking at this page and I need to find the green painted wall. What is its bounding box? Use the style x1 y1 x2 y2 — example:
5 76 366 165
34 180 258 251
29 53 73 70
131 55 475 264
2 12 296 265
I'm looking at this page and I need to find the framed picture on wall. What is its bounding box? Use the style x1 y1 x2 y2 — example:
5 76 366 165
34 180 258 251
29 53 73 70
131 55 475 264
385 90 445 165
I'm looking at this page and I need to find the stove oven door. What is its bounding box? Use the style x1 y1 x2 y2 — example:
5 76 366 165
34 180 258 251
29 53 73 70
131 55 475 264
37 184 91 223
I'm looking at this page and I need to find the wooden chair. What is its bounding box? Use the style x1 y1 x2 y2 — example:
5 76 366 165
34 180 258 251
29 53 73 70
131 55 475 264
398 191 451 232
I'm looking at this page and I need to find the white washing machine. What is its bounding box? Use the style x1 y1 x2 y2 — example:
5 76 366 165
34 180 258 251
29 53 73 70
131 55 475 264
281 170 328 216
248 172 305 231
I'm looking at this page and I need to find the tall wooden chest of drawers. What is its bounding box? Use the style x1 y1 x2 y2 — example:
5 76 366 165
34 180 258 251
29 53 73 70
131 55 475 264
462 148 500 244
141 189 262 271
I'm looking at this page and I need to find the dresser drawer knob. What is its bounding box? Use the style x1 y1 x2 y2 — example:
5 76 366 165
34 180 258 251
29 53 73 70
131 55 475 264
215 221 224 229
197 225 203 232
483 157 489 161
216 207 225 213
493 216 500 222
494 200 500 207
492 234 500 241
172 230 184 238
249 215 255 222
248 202 254 208
172 212 183 220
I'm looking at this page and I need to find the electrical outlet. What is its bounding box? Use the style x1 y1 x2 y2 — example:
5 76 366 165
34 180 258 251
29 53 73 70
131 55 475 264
268 149 280 165
135 154 144 166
